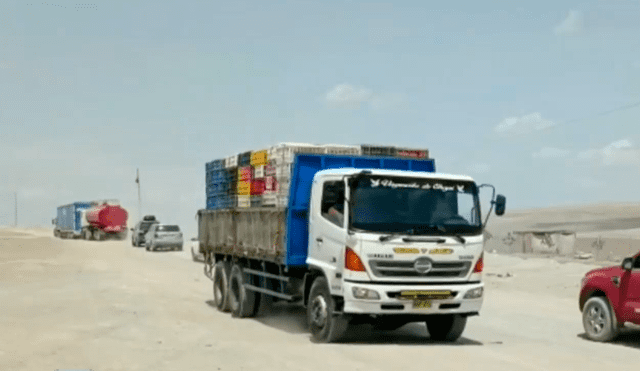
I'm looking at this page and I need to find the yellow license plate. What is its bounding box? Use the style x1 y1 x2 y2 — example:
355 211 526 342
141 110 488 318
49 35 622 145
412 299 432 309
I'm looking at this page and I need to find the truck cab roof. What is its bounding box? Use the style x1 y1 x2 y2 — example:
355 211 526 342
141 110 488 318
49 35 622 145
314 168 475 182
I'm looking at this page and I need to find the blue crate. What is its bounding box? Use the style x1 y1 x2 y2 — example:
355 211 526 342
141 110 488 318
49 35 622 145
239 151 251 166
206 197 218 210
206 159 225 172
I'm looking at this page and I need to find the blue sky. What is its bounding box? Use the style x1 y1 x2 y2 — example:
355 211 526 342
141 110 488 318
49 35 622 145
2 0 640 238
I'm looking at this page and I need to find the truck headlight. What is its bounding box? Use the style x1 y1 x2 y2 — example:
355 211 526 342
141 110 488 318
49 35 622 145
463 287 483 299
352 287 380 300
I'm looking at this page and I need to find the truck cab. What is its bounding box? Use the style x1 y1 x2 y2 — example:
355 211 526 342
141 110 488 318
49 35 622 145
304 168 505 342
579 250 640 342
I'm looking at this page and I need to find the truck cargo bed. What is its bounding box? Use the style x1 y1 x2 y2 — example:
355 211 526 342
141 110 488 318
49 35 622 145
198 208 287 264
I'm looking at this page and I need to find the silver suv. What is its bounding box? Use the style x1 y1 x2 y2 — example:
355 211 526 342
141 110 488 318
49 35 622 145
131 219 159 247
144 224 183 251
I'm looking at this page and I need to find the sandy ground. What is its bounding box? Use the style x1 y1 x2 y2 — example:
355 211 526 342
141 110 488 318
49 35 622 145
1 212 639 370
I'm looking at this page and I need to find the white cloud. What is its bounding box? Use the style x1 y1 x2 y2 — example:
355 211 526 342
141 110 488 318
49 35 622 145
574 138 640 167
532 147 572 159
554 10 584 36
325 84 406 110
326 84 373 109
495 112 556 136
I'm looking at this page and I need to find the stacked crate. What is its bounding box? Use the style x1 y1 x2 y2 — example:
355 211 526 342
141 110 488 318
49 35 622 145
205 159 229 210
207 143 423 210
361 144 429 159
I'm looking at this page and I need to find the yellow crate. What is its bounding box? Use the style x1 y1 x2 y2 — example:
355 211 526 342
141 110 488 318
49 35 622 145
237 181 251 196
250 150 269 166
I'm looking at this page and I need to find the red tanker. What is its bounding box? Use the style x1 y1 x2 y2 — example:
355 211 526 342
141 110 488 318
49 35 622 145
81 201 129 241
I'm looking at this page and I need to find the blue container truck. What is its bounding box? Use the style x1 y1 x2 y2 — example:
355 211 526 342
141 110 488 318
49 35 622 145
197 152 506 343
52 202 92 239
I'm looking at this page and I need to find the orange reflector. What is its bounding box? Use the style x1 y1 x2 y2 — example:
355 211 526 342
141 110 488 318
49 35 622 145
473 252 484 273
345 247 366 272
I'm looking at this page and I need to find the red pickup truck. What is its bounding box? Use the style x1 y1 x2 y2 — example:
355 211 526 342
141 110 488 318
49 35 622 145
579 251 640 341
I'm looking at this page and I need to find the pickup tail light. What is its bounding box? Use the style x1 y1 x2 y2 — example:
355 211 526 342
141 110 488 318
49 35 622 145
473 252 484 273
345 247 366 272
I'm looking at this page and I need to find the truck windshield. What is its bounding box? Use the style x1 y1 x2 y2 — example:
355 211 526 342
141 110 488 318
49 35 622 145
349 175 482 235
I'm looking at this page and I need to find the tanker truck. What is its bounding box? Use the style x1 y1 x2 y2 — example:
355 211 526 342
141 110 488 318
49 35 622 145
198 143 506 343
54 200 128 241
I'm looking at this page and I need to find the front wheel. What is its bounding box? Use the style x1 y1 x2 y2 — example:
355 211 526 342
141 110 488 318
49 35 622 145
583 296 619 342
307 277 349 343
426 314 467 342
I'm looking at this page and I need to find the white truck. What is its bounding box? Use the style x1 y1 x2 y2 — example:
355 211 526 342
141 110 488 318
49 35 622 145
198 149 505 343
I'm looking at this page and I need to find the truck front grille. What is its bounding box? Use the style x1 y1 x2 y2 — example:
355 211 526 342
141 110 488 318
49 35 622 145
369 259 471 278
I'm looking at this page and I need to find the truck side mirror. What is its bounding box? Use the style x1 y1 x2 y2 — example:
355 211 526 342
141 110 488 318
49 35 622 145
622 257 634 271
494 195 506 216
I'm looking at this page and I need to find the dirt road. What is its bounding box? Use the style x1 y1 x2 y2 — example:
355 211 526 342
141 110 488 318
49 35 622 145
0 228 637 371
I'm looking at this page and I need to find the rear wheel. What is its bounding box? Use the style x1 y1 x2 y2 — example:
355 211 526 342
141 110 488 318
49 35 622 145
307 277 349 343
426 314 467 342
228 264 260 318
213 261 231 312
583 296 619 342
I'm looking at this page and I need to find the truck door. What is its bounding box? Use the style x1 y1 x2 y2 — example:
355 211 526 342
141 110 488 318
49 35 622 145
620 254 640 324
308 179 347 290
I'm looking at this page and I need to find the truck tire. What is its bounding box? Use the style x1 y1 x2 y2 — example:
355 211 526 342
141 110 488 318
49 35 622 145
213 261 231 312
426 314 467 342
582 296 619 342
228 264 259 318
307 277 349 343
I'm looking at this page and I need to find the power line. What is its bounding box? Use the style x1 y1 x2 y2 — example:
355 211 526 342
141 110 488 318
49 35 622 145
545 99 640 130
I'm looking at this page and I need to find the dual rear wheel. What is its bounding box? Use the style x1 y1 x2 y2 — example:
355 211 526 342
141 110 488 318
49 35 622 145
212 261 260 318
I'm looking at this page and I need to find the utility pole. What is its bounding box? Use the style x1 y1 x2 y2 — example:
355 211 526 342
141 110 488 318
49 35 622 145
136 169 141 221
14 192 17 227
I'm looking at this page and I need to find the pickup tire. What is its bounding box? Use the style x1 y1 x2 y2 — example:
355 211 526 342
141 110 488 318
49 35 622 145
307 277 348 343
213 261 231 312
228 264 259 318
582 296 619 342
426 314 467 342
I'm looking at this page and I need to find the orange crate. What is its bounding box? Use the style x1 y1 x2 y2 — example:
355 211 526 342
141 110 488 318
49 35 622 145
237 181 251 196
250 150 269 166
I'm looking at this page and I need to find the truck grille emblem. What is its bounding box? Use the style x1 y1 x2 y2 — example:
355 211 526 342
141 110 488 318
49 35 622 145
414 257 433 274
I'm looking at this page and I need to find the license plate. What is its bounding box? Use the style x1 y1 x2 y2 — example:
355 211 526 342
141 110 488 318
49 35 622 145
412 299 431 309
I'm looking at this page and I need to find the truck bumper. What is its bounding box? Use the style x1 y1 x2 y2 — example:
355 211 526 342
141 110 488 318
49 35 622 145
342 280 484 316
